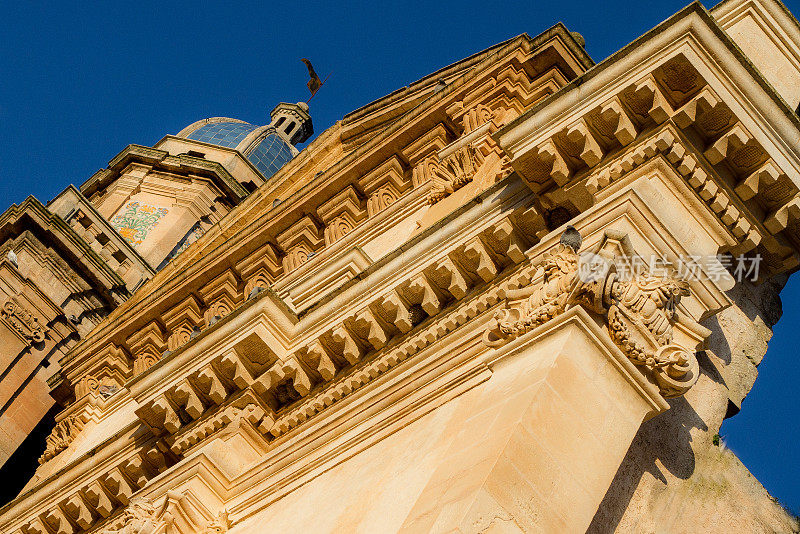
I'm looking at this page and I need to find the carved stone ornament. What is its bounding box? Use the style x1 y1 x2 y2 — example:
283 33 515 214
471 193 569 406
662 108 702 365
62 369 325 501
78 374 121 399
38 415 84 464
0 297 47 345
95 493 229 534
97 498 160 534
428 144 484 204
483 228 699 398
205 510 231 533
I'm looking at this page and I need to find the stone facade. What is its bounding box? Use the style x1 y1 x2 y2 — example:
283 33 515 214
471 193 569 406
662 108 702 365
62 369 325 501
1 0 799 532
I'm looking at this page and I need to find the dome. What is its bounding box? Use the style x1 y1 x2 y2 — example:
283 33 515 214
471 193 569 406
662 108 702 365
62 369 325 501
177 104 313 181
185 121 259 148
244 131 295 179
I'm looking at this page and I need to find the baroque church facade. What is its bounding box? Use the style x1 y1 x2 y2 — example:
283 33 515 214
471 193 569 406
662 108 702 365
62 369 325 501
0 0 799 531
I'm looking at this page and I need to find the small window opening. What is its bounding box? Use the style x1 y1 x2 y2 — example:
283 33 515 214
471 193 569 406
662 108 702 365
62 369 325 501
275 117 286 127
187 150 205 158
285 121 296 135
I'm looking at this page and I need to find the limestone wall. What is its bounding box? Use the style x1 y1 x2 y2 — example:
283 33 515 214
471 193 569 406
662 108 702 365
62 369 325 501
589 276 799 533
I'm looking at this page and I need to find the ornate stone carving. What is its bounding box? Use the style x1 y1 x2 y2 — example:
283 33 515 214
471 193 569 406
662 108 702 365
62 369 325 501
205 510 231 533
326 215 356 244
128 321 166 376
605 274 696 397
483 228 699 398
39 415 84 464
95 492 227 534
134 353 161 376
97 498 160 534
428 145 484 204
483 230 601 340
367 184 401 215
1 297 47 345
76 374 121 399
317 185 367 245
276 216 324 272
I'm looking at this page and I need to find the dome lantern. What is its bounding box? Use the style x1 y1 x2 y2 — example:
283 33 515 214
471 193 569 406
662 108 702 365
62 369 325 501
270 102 313 145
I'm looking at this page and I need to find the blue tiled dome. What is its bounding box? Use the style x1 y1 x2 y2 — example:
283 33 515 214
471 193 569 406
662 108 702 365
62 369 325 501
179 107 309 182
245 132 295 179
185 122 258 148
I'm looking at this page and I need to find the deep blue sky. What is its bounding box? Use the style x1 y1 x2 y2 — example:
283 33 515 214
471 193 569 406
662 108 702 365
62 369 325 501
2 0 798 515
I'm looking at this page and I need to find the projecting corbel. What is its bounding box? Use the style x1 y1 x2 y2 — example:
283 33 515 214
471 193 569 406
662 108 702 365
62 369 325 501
566 119 604 167
633 76 671 124
380 290 415 333
196 364 227 405
430 256 471 299
352 307 392 350
673 86 721 129
461 237 498 283
302 339 337 381
536 139 571 185
172 380 205 420
63 493 94 530
330 325 364 364
405 273 447 317
735 160 782 200
491 218 529 264
704 124 752 164
599 97 637 146
218 351 255 390
764 194 800 233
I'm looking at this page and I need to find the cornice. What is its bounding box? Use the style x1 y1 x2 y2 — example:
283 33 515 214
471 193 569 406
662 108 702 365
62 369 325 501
496 3 800 162
492 21 800 273
53 25 588 377
80 144 248 202
343 23 593 127
2 174 725 532
0 197 127 297
48 184 155 278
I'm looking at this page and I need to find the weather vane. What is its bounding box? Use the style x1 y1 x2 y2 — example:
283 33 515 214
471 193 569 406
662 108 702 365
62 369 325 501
301 58 331 103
